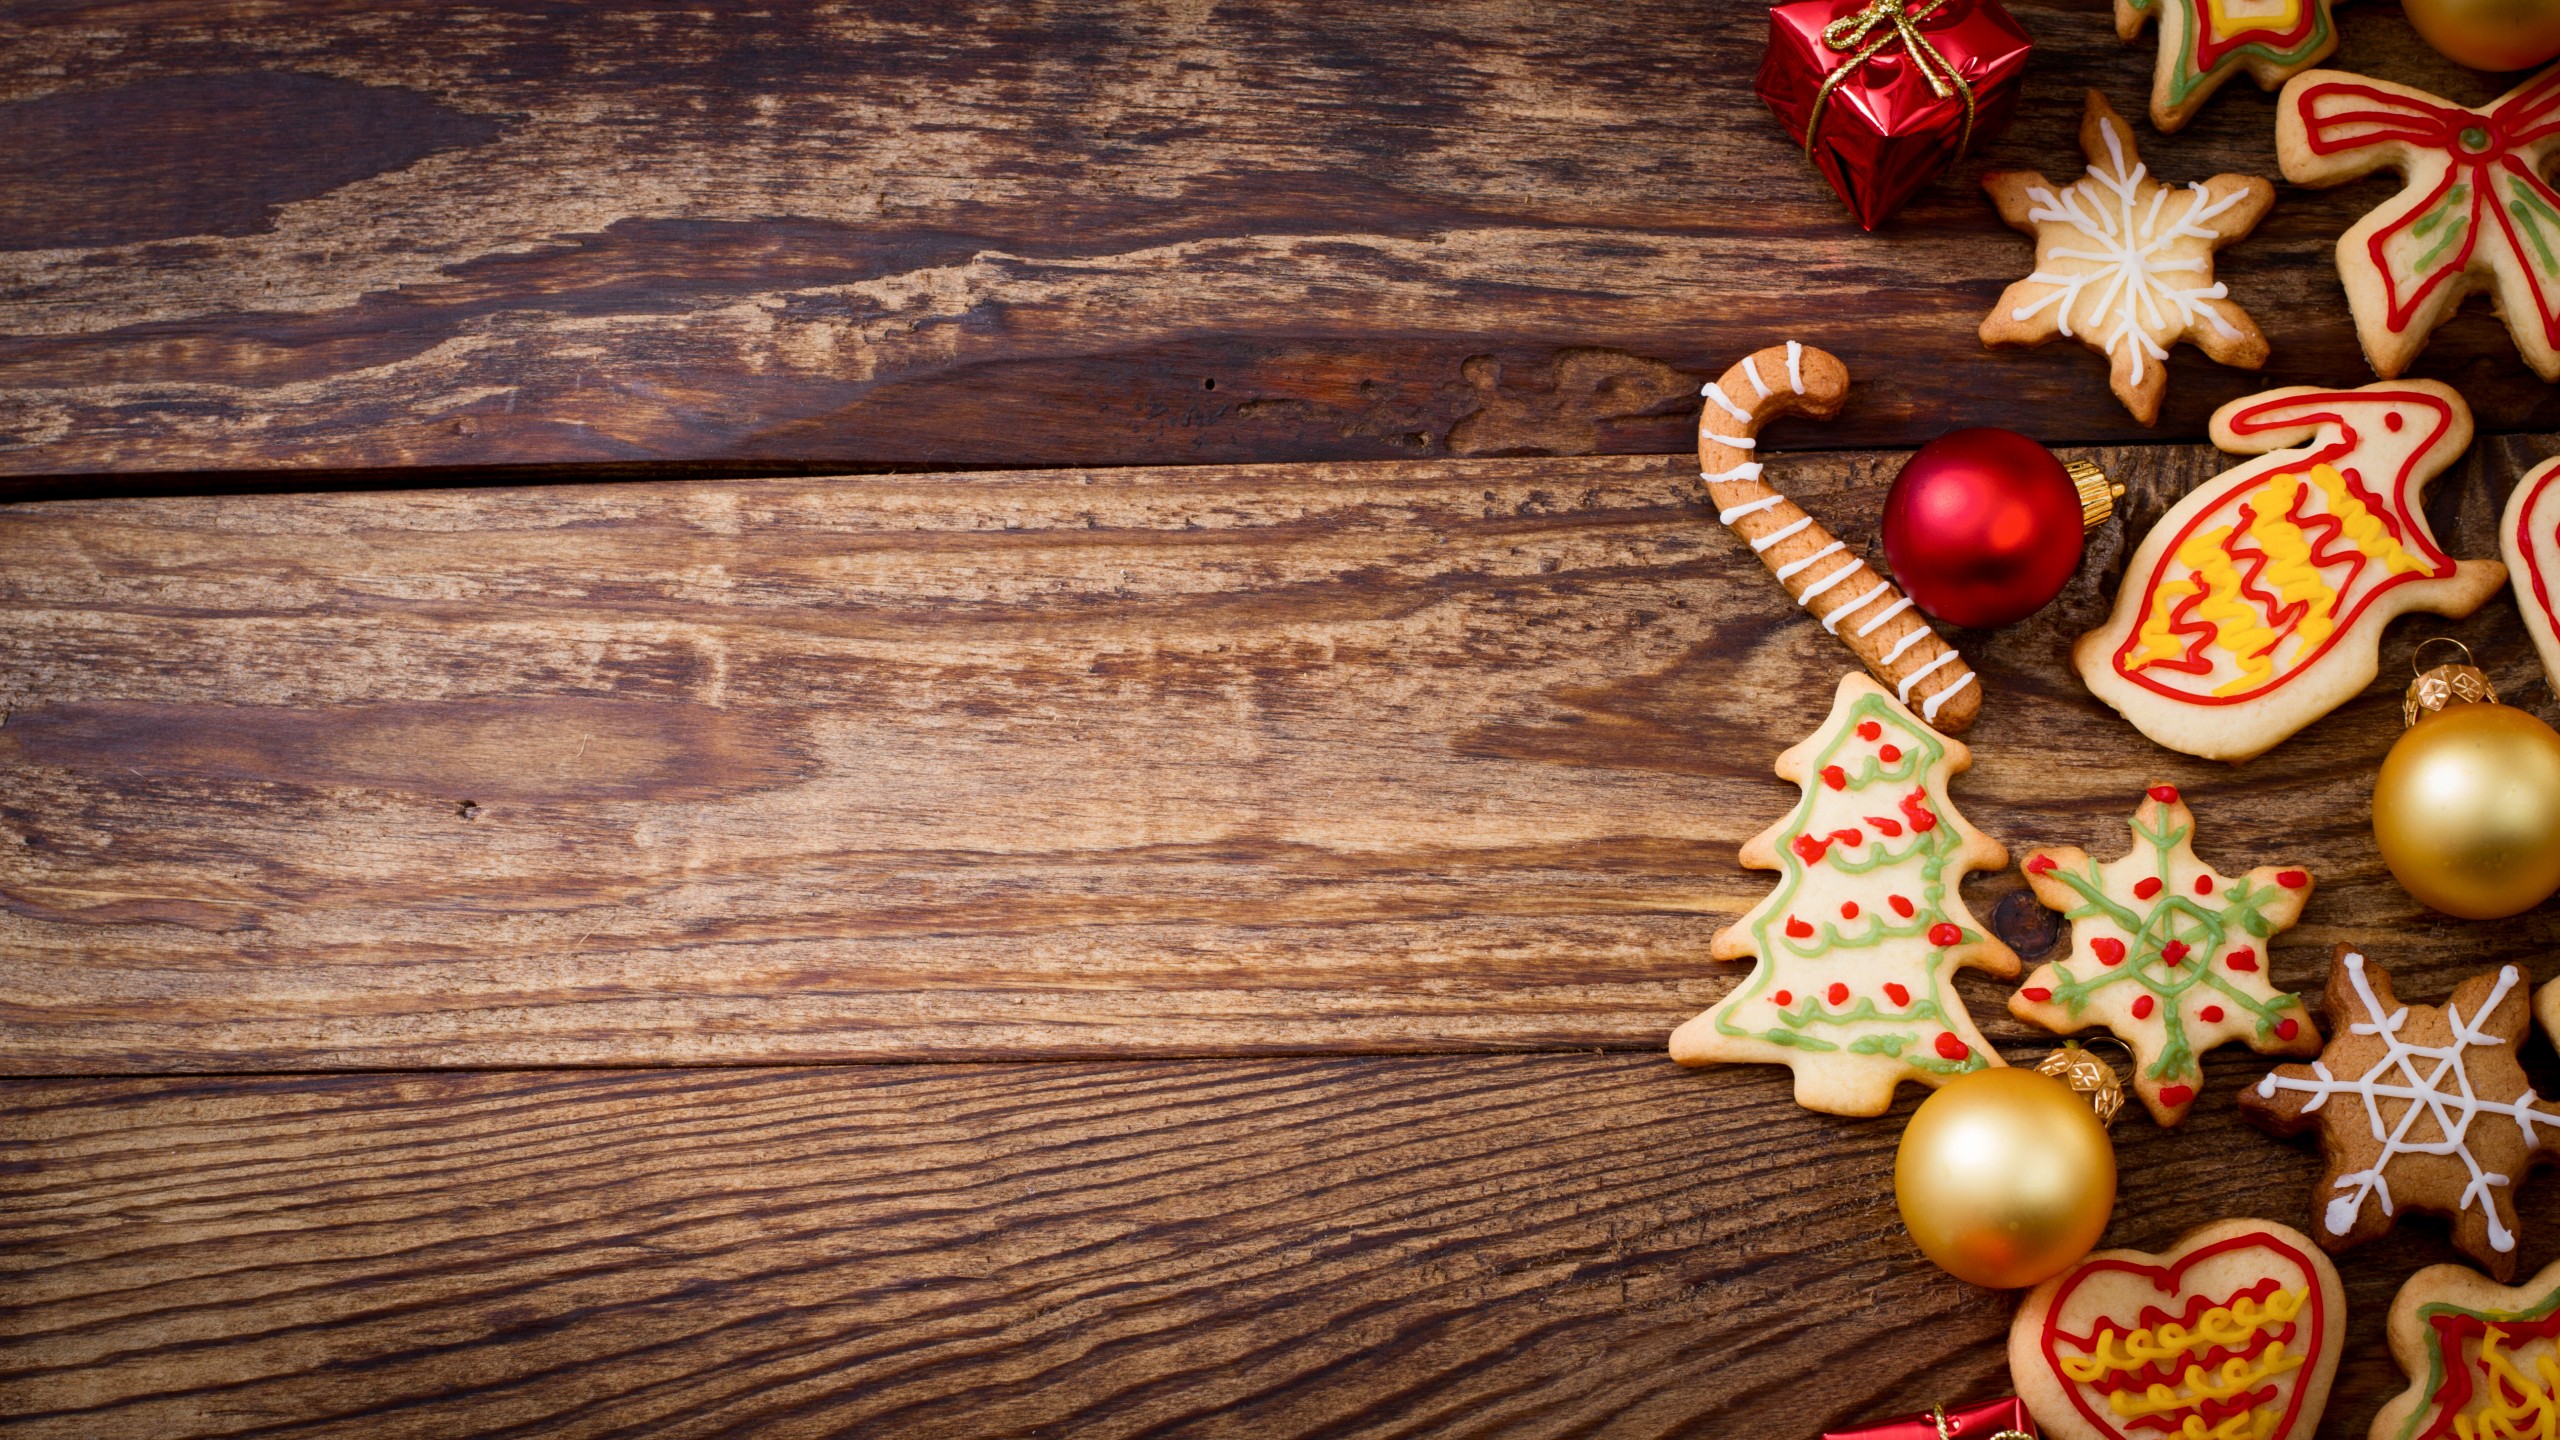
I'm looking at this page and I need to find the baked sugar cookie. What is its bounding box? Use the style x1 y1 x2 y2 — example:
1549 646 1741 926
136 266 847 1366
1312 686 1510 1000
1982 90 2273 425
2073 380 2506 761
2370 1258 2560 1440
2502 457 2560 692
2242 951 2560 1280
2012 783 2321 1126
2278 66 2560 380
2010 1217 2345 1440
1669 672 2018 1117
2116 0 2348 133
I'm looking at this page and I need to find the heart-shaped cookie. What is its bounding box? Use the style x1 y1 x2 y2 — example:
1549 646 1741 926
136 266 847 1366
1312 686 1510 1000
2010 1218 2345 1440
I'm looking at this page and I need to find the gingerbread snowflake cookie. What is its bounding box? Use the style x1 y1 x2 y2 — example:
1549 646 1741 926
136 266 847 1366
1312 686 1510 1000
2116 0 2348 133
1669 672 2019 1117
2010 1217 2345 1440
2242 951 2560 1280
2371 1258 2560 1440
2279 66 2560 380
2074 380 2506 762
1981 90 2273 425
2011 784 2320 1126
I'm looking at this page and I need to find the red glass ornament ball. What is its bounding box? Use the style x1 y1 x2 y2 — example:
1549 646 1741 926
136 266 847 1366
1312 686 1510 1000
1880 427 2084 630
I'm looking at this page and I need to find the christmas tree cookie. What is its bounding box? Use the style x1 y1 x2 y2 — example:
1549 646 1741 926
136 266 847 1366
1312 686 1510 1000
2116 0 2348 133
2371 1258 2560 1440
2278 65 2560 380
1670 672 2019 1117
2012 785 2321 1125
2243 952 2560 1280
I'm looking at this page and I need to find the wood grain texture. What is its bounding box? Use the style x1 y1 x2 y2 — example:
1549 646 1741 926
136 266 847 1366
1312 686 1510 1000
8 438 2560 1072
10 1048 2549 1439
7 0 2560 486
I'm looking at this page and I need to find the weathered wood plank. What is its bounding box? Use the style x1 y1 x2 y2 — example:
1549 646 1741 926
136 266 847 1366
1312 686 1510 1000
4 439 2556 1071
3 1050 2532 1439
3 0 2557 484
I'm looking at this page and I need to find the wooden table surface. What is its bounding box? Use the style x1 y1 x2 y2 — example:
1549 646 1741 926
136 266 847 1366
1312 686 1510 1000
9 3 2560 1437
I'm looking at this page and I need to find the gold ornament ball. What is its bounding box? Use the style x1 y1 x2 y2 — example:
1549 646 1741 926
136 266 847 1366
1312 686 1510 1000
2374 702 2560 920
2402 0 2560 71
1895 1067 2116 1289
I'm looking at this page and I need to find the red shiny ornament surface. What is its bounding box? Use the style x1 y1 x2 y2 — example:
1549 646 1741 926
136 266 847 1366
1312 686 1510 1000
1757 0 2033 230
1822 1396 2039 1439
1881 427 2084 629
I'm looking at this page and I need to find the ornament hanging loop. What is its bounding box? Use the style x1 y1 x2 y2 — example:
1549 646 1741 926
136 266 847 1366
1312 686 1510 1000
2406 637 2497 727
1806 0 1977 167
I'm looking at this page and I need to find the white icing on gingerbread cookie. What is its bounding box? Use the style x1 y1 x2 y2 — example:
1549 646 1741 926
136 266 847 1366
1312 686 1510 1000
1668 672 2017 1117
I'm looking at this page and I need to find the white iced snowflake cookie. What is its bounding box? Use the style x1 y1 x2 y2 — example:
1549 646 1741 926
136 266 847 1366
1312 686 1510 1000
1981 90 2273 425
1669 672 2018 1117
2073 379 2506 762
2013 783 2321 1126
2243 950 2560 1281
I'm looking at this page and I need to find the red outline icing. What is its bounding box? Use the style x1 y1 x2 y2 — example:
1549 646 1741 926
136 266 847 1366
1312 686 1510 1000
2514 462 2560 644
2040 1231 2328 1440
2109 389 2458 704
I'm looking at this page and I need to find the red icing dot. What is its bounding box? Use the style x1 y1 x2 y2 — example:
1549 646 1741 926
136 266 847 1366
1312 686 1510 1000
1858 721 1882 741
2277 869 2309 888
1793 834 1828 865
1934 1032 1970 1062
1821 765 1847 791
1928 922 1962 947
1827 982 1850 1006
2385 411 2405 432
2093 937 2125 965
2026 854 2057 876
2132 995 2156 1019
2194 874 2215 896
2021 986 2053 1002
2200 1005 2225 1023
2134 877 2163 900
2227 947 2258 972
1829 828 1865 849
1901 790 1938 833
2147 785 2180 804
1889 894 1915 918
1868 816 1904 838
1840 901 1860 920
1879 744 1902 762
2277 1017 2301 1040
1774 989 1794 1007
2159 1083 2196 1107
1785 916 1814 939
2161 940 2190 965
1884 983 1910 1006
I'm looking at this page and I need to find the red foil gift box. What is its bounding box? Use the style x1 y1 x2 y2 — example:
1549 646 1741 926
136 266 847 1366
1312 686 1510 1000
1758 0 2033 230
1821 1396 2039 1440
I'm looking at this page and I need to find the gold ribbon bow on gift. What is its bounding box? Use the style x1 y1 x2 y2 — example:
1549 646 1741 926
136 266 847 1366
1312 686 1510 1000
1928 1404 2036 1440
1803 0 1977 166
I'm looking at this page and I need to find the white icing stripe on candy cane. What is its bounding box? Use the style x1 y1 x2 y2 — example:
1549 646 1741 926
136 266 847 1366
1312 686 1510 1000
1920 670 1975 722
1702 462 1763 483
1743 358 1772 398
1854 595 1914 638
1773 541 1843 582
1796 559 1864 604
1701 383 1752 423
2254 953 2552 1255
1785 341 1804 394
1705 432 1757 450
1896 649 1958 702
1823 583 1890 633
1882 625 1931 665
1751 516 1812 552
1718 494 1783 524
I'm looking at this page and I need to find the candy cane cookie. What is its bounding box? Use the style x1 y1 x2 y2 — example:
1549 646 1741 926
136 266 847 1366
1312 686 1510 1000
1699 342 1983 732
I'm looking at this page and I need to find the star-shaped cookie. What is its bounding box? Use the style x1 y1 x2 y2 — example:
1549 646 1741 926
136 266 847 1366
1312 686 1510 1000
2242 951 2560 1280
2011 783 2321 1125
1982 90 2274 425
2116 0 2349 133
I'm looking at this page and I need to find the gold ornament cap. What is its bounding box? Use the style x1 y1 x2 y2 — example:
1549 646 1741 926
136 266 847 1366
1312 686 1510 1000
2034 1039 2127 1128
2405 637 2498 728
2068 459 2125 531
